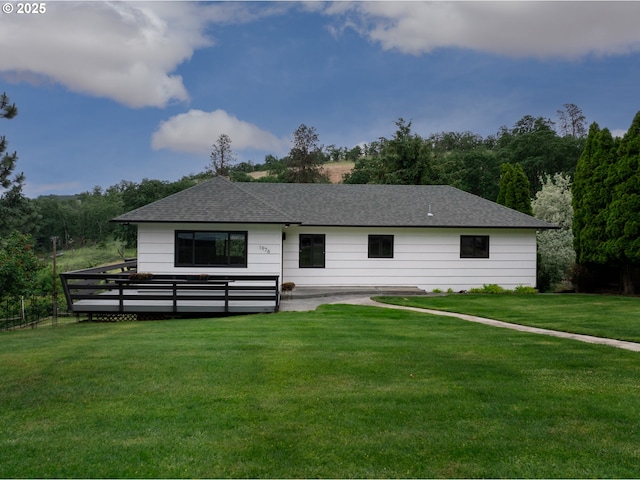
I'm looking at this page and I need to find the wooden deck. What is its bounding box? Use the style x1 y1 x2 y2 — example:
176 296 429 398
60 261 280 318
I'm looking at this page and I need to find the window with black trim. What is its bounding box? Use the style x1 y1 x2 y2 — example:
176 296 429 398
299 234 325 268
460 235 489 258
368 235 394 258
175 231 247 267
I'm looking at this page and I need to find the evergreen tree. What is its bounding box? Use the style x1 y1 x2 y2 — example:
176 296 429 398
572 123 617 265
0 92 39 236
605 111 640 294
497 163 532 215
0 92 19 190
496 163 512 205
378 119 433 185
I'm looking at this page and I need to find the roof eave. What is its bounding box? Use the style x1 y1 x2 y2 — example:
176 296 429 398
110 219 301 225
291 223 558 229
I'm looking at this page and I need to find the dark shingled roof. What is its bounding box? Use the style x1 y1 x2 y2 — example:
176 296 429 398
112 176 556 229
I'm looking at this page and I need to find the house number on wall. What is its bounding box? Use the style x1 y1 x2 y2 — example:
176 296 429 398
259 245 271 254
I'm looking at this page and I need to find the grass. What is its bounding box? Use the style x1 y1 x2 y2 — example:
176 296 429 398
374 294 640 343
1 303 640 478
51 240 136 272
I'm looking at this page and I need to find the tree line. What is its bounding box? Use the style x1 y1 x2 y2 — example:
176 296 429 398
2 88 639 295
7 107 587 254
225 108 585 206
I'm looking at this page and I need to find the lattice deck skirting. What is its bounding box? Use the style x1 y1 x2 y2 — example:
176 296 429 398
89 313 155 322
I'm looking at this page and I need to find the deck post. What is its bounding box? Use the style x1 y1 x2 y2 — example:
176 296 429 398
224 282 229 313
172 281 178 313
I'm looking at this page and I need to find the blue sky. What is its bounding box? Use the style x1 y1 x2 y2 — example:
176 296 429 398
1 1 640 197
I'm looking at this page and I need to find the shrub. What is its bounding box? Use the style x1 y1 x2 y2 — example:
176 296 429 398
514 285 538 294
129 272 153 281
469 284 506 294
0 232 44 298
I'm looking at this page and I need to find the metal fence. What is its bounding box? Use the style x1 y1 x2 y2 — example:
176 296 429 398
0 295 68 331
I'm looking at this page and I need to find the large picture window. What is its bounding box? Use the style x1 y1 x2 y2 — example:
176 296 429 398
299 234 325 268
460 235 490 258
176 231 247 267
368 235 394 258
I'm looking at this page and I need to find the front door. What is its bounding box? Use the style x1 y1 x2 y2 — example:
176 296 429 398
299 234 325 268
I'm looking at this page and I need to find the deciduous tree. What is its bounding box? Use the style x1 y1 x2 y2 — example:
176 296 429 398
285 124 328 183
557 103 586 138
532 173 575 291
495 114 583 194
0 232 43 299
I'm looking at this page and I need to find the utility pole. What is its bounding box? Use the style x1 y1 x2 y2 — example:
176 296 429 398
51 236 58 326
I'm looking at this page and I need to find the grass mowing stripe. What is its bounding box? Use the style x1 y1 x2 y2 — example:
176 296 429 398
1 304 639 478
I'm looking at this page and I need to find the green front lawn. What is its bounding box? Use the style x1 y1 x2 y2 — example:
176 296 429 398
1 303 639 478
375 293 640 343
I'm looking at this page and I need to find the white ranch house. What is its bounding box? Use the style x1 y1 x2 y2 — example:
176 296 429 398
112 177 555 293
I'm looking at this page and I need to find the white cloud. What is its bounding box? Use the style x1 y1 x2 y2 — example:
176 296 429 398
0 2 213 108
0 2 295 108
0 2 209 108
327 2 640 58
151 109 286 155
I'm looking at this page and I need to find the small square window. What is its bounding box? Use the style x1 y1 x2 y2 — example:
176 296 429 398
460 235 489 258
368 235 394 258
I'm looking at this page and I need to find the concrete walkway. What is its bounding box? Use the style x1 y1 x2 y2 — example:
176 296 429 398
279 293 640 352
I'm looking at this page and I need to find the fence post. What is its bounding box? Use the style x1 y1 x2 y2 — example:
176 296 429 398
51 236 58 327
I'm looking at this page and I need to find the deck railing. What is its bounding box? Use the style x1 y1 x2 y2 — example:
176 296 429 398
60 260 280 316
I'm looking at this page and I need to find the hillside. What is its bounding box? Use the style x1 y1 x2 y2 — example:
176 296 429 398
248 161 354 183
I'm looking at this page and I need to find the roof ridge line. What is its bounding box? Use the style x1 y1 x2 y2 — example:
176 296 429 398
229 178 300 224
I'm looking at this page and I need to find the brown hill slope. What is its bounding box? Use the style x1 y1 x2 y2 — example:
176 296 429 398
248 161 355 183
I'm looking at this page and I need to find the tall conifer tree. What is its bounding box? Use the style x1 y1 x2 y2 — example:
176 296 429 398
0 92 20 190
572 123 617 265
605 111 640 293
0 92 39 236
497 163 532 215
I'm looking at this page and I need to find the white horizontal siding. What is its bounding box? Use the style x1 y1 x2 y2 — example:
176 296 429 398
135 223 539 291
282 226 538 291
136 223 282 277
